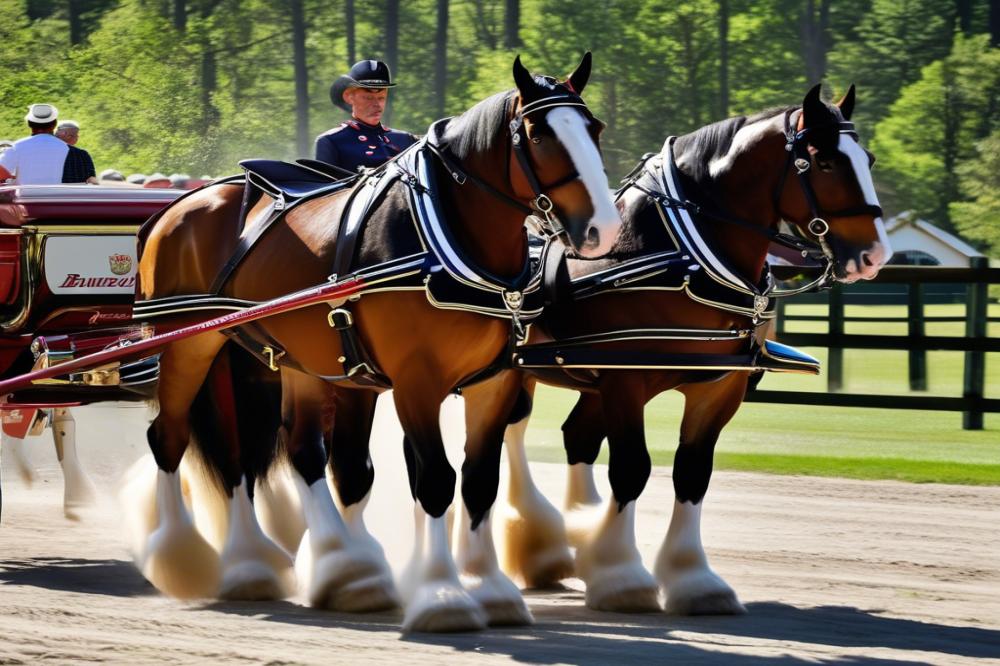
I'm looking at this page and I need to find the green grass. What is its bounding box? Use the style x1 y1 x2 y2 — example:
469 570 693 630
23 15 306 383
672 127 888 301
524 303 1000 485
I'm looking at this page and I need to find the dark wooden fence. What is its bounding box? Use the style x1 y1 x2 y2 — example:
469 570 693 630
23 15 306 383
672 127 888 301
750 257 999 430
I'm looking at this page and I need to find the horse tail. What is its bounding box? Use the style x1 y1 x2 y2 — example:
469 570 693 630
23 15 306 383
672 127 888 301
188 342 283 487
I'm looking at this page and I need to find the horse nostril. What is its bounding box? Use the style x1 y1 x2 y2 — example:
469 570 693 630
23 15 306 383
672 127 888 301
585 225 600 247
861 252 875 267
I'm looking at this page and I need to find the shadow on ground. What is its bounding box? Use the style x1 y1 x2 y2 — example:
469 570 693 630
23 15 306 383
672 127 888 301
0 557 155 598
201 590 1000 665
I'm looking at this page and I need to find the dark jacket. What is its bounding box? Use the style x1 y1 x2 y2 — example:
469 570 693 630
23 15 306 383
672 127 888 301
314 119 417 174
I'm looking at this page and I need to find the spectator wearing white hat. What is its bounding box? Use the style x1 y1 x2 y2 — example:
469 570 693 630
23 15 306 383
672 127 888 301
0 104 97 185
99 168 125 183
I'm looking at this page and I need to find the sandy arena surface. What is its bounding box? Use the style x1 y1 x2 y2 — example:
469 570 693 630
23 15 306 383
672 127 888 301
0 399 998 665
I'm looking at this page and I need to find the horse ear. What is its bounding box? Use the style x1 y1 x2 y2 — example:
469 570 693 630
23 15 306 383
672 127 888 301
801 83 826 128
568 51 592 94
512 55 535 95
836 84 856 120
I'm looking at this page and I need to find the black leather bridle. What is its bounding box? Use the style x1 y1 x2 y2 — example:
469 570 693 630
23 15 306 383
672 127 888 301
426 91 590 242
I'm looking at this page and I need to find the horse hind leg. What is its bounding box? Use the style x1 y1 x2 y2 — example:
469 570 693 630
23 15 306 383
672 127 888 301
496 378 574 589
138 334 227 599
187 346 295 601
655 373 747 615
573 377 659 612
282 369 396 612
51 409 98 520
562 392 608 547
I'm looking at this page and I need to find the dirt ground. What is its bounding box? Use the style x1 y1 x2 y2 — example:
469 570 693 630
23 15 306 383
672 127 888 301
0 400 997 665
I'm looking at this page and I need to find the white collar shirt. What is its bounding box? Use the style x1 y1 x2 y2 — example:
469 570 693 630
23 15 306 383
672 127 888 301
0 133 70 185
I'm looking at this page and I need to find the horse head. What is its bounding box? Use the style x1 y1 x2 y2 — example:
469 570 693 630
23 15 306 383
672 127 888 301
778 84 891 283
510 53 621 258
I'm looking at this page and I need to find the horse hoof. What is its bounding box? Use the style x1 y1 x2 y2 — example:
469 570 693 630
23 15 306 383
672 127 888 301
499 512 574 588
403 582 488 633
584 561 661 613
319 570 399 612
663 569 746 616
219 561 289 601
466 572 533 626
142 524 221 599
301 538 398 612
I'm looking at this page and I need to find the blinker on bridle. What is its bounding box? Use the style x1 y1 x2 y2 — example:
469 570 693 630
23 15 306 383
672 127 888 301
426 91 591 243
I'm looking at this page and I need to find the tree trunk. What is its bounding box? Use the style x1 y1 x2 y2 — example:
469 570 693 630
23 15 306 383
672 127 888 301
290 0 310 156
719 0 729 118
68 0 83 44
435 0 449 118
346 0 355 65
990 0 999 47
799 0 831 83
956 0 973 35
385 0 400 125
504 0 520 49
173 0 186 31
940 58 959 231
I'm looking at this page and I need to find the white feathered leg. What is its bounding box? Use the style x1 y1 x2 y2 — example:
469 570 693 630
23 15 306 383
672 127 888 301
254 462 306 554
401 509 487 633
496 417 573 588
141 469 221 599
575 499 660 612
563 462 604 547
294 474 397 612
456 503 532 626
655 499 745 615
218 477 295 600
52 409 98 520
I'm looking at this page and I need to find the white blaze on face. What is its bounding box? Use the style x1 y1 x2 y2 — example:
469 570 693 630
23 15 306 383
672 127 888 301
545 106 622 256
839 135 892 279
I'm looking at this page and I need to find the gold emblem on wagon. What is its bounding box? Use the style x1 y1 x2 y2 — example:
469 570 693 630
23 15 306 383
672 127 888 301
108 253 133 276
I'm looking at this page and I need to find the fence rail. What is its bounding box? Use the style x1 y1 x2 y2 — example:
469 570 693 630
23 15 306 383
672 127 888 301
750 257 997 430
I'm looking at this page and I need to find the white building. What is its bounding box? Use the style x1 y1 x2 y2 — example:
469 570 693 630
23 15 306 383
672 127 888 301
885 211 985 267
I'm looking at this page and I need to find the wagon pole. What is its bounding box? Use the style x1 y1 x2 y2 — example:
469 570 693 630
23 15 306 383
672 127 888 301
0 278 364 398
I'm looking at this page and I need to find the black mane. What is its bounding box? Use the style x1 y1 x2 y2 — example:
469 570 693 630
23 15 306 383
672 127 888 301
672 106 794 188
442 90 514 160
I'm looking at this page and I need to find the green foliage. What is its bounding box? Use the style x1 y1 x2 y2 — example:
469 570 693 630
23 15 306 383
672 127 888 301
871 34 1000 229
0 0 996 253
950 131 1000 255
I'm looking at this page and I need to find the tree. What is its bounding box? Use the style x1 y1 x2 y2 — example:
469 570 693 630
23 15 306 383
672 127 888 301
435 0 449 117
290 0 310 156
385 0 400 124
346 0 355 65
950 131 1000 256
799 0 831 83
504 0 520 48
719 0 729 117
871 34 1000 228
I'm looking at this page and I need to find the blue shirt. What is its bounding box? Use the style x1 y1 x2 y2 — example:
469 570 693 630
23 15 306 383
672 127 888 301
314 120 417 174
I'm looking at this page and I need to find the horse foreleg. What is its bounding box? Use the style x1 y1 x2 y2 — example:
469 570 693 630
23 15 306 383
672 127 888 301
282 369 396 612
140 333 227 599
454 371 532 626
52 408 98 520
574 374 659 612
562 391 607 547
394 376 486 633
2 431 36 485
496 376 574 589
655 372 747 615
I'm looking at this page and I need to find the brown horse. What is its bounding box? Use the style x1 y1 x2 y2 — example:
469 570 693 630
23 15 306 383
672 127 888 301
488 84 891 613
132 54 621 632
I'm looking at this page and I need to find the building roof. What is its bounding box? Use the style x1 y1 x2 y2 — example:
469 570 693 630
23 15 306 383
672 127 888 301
886 212 984 259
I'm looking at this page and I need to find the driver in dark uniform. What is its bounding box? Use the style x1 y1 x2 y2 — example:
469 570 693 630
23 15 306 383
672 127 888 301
315 60 417 173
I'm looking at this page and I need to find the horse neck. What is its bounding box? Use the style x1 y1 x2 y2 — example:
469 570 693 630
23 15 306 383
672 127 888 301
436 143 527 279
676 130 788 282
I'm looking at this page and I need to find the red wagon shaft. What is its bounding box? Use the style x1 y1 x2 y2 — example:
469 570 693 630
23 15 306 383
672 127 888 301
0 277 364 398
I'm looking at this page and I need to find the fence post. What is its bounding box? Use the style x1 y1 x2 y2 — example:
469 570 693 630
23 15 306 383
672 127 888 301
908 282 927 391
827 283 844 391
963 256 988 430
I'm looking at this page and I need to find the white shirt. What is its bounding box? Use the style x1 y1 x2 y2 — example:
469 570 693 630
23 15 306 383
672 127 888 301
0 133 69 185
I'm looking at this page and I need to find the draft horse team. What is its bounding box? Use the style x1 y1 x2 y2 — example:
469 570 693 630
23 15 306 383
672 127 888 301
7 53 890 633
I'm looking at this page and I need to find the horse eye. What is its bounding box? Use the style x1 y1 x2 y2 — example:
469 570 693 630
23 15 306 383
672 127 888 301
530 136 542 144
817 158 835 172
